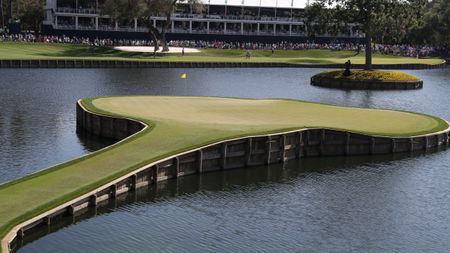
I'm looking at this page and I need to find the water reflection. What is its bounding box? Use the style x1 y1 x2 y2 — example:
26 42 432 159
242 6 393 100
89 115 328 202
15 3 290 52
14 147 446 253
76 130 117 153
1 67 450 253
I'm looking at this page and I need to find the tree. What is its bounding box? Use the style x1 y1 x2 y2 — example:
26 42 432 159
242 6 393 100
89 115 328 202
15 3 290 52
0 0 11 29
0 0 45 31
304 2 348 42
403 0 450 55
0 0 3 29
310 0 425 70
9 0 12 21
420 0 450 49
16 0 44 31
304 2 331 39
372 0 427 44
103 0 202 52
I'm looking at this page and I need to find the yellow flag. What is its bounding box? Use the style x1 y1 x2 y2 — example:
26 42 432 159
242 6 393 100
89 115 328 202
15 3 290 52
181 73 187 79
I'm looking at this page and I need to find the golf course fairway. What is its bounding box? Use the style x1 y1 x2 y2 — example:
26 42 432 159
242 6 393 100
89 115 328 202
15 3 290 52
1 96 449 253
0 43 444 66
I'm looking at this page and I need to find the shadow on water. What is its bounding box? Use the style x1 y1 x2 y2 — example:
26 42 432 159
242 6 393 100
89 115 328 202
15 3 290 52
76 130 118 153
10 144 447 253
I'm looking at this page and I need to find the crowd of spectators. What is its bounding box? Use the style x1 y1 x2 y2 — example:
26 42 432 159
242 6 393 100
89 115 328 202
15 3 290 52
0 32 446 58
168 40 444 57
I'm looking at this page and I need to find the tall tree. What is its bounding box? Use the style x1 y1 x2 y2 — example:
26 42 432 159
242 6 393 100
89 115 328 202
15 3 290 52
9 0 12 21
304 2 331 39
103 0 202 52
0 0 12 27
310 0 425 70
16 0 44 31
304 2 348 42
420 0 450 49
0 0 4 29
372 0 427 44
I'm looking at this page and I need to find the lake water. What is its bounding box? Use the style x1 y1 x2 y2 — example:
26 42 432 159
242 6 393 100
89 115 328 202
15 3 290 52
1 67 449 252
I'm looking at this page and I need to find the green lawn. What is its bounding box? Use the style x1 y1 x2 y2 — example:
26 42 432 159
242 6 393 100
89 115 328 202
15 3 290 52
0 96 448 252
314 70 421 81
0 42 444 65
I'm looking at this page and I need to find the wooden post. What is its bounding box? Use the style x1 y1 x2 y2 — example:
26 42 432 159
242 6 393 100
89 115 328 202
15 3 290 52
391 139 396 153
345 132 350 155
152 165 158 183
297 131 303 158
67 205 75 216
110 184 117 197
370 137 375 154
197 149 203 173
305 131 311 157
111 118 116 139
174 157 180 178
424 136 429 150
17 229 25 239
281 135 286 162
409 138 414 152
130 174 137 190
266 136 272 164
246 138 252 166
90 194 98 206
320 130 325 156
221 143 227 169
43 216 51 226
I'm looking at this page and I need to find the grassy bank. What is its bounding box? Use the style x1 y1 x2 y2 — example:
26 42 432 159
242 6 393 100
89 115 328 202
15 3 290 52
0 42 444 65
0 96 449 252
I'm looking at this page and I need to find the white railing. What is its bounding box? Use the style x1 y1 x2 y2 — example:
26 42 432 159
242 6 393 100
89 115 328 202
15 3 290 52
55 24 311 36
53 8 304 23
56 7 99 14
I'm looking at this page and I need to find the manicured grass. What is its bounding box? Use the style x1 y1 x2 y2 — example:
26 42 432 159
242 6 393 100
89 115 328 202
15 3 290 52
314 70 421 81
0 96 448 252
0 42 444 65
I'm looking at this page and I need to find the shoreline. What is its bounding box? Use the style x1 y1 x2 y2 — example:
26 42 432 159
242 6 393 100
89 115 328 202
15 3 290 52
0 59 446 69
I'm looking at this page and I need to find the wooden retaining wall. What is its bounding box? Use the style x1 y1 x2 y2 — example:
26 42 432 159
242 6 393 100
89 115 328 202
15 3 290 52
4 102 450 253
76 103 144 140
0 59 446 70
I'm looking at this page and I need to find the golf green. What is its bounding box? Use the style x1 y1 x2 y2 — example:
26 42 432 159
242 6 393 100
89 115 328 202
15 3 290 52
0 96 448 253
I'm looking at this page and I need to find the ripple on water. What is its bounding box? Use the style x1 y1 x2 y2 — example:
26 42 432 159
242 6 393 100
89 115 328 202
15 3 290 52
1 67 449 253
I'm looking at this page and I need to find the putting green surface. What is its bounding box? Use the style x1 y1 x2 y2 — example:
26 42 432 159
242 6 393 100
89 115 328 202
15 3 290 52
0 96 448 251
0 42 444 65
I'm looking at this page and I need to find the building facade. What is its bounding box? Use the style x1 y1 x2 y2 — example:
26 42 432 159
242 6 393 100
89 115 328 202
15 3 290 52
43 0 360 40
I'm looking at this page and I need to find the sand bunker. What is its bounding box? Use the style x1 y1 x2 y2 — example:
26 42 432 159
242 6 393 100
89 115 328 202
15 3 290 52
115 46 200 53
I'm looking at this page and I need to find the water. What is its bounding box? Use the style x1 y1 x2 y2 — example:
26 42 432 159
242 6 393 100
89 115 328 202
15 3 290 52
0 67 449 252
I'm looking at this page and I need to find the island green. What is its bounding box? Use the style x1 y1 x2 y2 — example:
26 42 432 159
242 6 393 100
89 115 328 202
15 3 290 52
0 96 448 252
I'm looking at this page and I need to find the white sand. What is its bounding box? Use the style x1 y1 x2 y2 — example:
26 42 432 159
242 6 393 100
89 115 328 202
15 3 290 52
114 46 200 53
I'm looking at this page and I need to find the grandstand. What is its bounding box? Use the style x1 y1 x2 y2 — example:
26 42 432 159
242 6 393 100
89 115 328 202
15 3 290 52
42 0 362 41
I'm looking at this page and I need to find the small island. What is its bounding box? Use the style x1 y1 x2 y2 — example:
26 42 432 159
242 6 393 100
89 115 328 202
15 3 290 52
311 69 424 90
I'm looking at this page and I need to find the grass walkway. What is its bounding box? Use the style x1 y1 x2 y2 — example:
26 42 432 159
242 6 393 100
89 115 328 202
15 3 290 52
0 96 448 252
0 42 444 65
